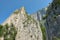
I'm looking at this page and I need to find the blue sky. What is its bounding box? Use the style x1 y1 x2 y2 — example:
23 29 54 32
0 0 52 24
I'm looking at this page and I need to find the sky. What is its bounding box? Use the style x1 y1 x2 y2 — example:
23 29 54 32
0 0 52 24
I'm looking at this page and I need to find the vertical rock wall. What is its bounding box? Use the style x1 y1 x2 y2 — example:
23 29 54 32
46 0 60 40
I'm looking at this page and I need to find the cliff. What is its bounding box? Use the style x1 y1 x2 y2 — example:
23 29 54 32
45 0 60 40
2 7 43 40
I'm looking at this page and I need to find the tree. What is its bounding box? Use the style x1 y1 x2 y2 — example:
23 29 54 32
0 25 4 37
4 23 17 40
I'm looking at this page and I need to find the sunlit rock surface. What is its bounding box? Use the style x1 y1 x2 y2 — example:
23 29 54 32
2 7 43 40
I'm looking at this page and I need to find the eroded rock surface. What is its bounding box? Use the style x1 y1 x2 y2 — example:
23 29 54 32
2 7 43 40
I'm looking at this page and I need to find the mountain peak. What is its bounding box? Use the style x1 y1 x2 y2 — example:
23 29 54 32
14 6 25 14
20 6 25 11
20 6 25 10
20 6 26 14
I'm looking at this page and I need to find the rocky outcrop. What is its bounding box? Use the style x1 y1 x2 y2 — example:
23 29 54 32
2 7 43 40
45 0 60 40
0 37 4 40
31 8 47 21
2 0 60 40
30 8 47 40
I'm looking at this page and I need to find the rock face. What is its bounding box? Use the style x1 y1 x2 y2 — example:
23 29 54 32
46 0 60 40
31 8 47 21
0 37 4 40
2 7 43 40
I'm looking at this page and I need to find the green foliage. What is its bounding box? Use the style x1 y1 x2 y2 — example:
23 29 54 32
53 15 56 19
4 23 17 40
0 25 4 37
23 12 37 25
27 15 37 23
40 23 46 40
14 10 19 14
42 14 48 20
54 0 60 5
53 13 59 19
27 15 32 20
0 23 17 40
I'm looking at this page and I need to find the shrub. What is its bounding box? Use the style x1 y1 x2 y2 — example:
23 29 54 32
0 23 17 40
40 23 46 40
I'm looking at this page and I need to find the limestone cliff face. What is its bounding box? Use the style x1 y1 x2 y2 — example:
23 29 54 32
2 7 43 40
31 8 47 21
45 0 60 40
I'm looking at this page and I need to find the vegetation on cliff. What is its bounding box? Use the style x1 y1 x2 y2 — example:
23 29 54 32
40 20 46 40
0 23 17 40
45 0 60 40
